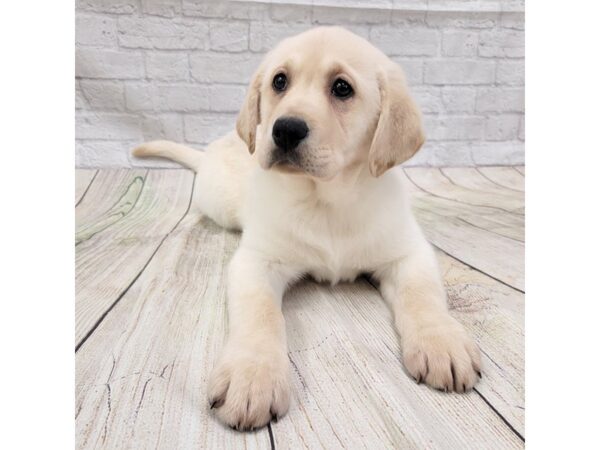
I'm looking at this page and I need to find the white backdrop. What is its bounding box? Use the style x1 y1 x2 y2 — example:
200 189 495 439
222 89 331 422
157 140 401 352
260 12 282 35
75 0 524 167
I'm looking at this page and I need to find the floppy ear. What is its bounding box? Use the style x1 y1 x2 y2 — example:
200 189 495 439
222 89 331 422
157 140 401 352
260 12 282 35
368 64 425 177
236 68 263 154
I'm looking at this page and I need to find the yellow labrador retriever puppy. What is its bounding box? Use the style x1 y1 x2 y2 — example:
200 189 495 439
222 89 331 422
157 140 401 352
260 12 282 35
133 26 481 430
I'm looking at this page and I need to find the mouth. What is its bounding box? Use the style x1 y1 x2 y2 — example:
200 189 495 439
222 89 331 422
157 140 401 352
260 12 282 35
269 158 304 174
268 148 304 174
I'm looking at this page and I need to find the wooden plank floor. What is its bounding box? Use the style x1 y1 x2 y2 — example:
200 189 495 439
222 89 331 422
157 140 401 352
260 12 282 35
75 167 525 449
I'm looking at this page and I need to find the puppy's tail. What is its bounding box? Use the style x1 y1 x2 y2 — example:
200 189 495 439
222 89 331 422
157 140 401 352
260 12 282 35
132 140 204 172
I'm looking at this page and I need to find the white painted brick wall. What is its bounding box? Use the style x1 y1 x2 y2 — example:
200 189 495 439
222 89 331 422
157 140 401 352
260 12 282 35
75 0 524 168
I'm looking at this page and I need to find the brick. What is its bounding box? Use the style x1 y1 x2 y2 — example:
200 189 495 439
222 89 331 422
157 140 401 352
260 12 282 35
76 140 133 167
479 29 524 58
76 48 144 79
370 27 439 56
410 140 525 167
442 30 478 56
392 0 433 10
157 85 209 112
76 0 139 14
496 61 525 86
412 87 442 114
79 80 125 111
519 116 525 141
184 113 237 143
500 11 525 30
142 0 182 17
76 14 117 47
140 113 184 142
124 83 154 111
209 21 249 52
405 141 475 167
471 141 524 165
390 58 423 85
125 83 209 112
424 60 495 85
476 87 524 113
209 85 247 112
182 0 268 20
190 52 263 84
312 0 392 9
117 16 209 50
270 3 312 22
426 11 499 29
484 114 521 141
441 87 476 113
76 112 141 140
75 82 87 109
423 115 484 141
249 22 311 52
145 52 189 81
390 10 427 26
312 5 392 24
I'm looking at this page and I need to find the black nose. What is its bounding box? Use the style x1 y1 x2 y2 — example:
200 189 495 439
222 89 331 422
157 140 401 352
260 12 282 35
272 117 309 151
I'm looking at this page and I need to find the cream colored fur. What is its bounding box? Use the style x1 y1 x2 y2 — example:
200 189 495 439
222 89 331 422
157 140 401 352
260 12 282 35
132 27 481 431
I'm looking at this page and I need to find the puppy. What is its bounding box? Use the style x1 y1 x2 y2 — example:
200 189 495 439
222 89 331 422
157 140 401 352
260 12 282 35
133 27 481 430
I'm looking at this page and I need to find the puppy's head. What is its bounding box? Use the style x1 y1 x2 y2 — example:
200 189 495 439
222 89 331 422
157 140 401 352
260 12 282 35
237 27 425 179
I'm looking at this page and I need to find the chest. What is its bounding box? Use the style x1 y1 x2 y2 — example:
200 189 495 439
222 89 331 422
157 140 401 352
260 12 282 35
246 189 410 283
242 168 414 283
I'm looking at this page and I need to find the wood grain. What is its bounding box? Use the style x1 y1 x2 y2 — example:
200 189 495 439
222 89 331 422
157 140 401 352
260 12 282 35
75 169 97 205
477 167 524 192
75 169 194 347
270 245 523 448
439 250 524 436
75 167 525 449
76 212 272 449
402 169 524 291
406 168 523 214
442 168 524 199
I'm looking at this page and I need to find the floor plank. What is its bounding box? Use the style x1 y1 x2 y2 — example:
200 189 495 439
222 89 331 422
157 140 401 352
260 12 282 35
443 168 524 197
438 250 524 436
406 168 523 214
270 246 523 448
76 213 271 449
76 169 97 205
514 166 525 176
402 168 524 291
477 167 524 192
75 169 194 347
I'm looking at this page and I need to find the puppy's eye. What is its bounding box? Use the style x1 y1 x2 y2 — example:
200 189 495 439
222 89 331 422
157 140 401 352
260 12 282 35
272 73 287 92
331 78 353 99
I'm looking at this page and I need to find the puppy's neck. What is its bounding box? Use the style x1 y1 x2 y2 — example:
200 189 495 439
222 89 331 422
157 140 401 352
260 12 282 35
275 161 385 208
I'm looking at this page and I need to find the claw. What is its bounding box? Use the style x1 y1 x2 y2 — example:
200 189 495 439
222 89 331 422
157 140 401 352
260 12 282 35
209 398 224 409
450 363 457 392
270 406 279 423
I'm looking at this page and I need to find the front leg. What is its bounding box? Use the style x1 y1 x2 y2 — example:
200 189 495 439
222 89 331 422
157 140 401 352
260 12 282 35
376 241 482 392
208 247 297 430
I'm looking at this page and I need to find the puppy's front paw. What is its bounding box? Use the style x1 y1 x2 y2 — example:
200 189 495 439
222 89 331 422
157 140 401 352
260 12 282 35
402 315 482 393
207 343 291 431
